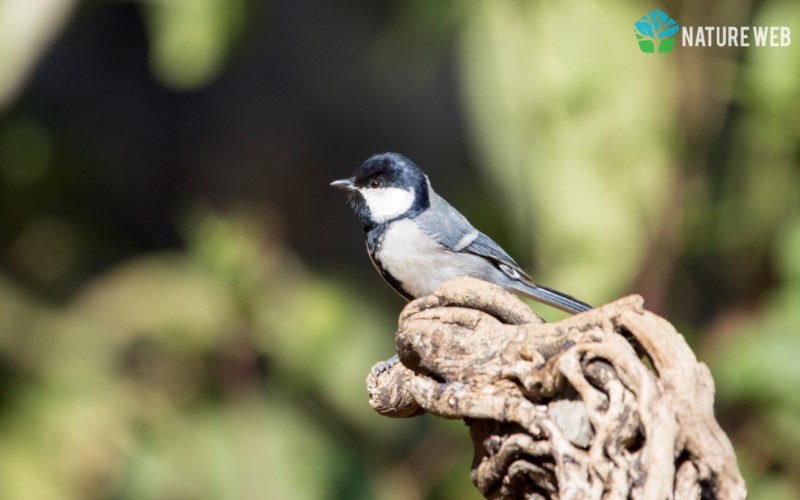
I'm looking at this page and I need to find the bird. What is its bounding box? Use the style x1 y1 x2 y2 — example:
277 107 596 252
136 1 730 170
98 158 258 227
331 152 591 314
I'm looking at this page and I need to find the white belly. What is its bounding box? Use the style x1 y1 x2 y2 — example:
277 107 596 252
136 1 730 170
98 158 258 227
376 219 491 298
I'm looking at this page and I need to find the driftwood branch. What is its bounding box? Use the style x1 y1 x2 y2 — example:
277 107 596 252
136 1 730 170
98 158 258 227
367 277 746 499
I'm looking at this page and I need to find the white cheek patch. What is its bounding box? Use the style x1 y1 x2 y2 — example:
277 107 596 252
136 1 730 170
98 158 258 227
360 187 415 223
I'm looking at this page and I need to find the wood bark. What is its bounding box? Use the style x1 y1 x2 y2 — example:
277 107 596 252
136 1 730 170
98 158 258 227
367 277 746 499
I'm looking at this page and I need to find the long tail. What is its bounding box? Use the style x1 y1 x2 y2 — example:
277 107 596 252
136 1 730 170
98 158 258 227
510 281 592 314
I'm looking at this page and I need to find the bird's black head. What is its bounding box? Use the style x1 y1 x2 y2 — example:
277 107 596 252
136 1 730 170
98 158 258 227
331 153 430 229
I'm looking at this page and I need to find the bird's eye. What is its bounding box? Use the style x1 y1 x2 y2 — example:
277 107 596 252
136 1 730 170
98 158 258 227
369 179 383 189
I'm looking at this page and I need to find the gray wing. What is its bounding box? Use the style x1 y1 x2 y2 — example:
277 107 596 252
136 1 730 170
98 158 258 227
461 232 528 276
415 191 591 313
414 191 529 278
412 191 479 249
452 225 592 313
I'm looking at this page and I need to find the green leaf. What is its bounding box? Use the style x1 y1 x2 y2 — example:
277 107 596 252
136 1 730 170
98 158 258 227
638 39 655 53
658 37 675 53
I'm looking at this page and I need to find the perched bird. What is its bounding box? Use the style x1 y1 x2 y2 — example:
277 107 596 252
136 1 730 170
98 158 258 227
331 153 591 314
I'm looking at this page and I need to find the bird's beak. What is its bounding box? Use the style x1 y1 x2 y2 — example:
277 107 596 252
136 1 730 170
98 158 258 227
330 178 356 192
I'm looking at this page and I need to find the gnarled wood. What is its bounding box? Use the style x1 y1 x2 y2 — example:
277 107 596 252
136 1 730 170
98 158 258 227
367 277 746 499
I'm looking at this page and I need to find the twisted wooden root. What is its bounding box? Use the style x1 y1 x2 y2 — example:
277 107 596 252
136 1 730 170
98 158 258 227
367 277 746 499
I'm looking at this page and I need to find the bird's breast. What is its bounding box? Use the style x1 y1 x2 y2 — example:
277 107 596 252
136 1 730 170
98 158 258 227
374 219 491 298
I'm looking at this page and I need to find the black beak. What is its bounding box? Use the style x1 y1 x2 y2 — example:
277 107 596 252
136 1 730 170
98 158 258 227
330 178 356 192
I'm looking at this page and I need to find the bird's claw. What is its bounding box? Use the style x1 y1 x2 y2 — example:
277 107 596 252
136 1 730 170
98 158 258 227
371 354 400 378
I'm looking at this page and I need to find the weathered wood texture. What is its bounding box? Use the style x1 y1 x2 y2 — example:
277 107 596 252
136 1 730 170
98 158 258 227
367 277 746 499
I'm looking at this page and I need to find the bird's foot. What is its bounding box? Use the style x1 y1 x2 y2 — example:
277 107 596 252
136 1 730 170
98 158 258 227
371 354 400 379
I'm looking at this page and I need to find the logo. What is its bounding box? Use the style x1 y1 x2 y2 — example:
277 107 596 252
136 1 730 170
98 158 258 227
635 9 680 53
633 8 792 52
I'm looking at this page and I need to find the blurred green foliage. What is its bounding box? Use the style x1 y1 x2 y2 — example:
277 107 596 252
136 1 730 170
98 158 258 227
710 217 800 499
0 0 799 498
142 0 247 89
0 211 477 499
459 0 676 304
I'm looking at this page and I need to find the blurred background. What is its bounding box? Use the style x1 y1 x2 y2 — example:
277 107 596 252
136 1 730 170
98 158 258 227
0 0 798 498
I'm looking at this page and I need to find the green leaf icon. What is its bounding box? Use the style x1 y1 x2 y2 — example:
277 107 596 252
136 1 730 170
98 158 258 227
634 9 679 54
658 38 676 53
635 34 655 53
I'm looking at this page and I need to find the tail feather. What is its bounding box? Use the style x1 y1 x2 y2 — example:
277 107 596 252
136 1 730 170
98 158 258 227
510 282 592 314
